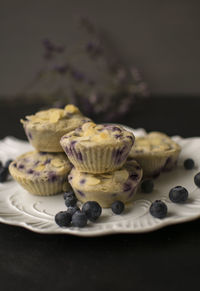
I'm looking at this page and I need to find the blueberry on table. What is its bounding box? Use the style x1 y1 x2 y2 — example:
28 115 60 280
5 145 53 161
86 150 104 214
169 186 188 203
0 167 9 183
194 172 200 188
149 200 167 219
82 201 102 222
184 159 195 170
141 179 154 193
55 211 72 227
72 211 88 227
67 206 80 216
65 192 77 207
111 201 125 215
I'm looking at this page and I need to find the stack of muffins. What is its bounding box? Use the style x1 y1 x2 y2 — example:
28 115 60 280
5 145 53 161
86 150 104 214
9 103 181 208
9 105 91 196
60 122 143 207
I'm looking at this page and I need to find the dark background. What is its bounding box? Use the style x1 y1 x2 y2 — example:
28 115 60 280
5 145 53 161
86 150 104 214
1 0 200 97
1 1 200 291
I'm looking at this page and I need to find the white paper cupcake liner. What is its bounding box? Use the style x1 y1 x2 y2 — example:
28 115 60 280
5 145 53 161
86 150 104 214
62 143 132 173
72 185 140 208
9 164 70 196
130 150 181 178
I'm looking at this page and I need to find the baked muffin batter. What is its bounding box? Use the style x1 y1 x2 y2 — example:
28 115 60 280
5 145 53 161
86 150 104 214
9 151 72 195
21 104 91 152
60 122 135 173
68 160 142 207
128 132 181 178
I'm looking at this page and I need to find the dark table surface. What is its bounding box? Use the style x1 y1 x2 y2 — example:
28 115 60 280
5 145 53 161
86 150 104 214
0 97 200 291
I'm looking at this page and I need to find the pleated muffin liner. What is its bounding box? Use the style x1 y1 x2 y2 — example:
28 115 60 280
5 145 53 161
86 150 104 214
131 149 181 178
68 160 143 208
72 185 140 208
23 124 70 153
9 164 69 196
61 142 133 174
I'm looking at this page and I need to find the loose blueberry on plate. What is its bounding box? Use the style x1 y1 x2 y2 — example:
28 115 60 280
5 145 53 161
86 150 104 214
55 211 72 227
194 172 200 188
67 206 80 216
63 190 74 200
5 159 13 169
184 158 195 170
82 201 102 222
72 211 88 227
141 179 154 193
65 192 77 207
0 167 9 183
111 201 125 215
149 200 167 219
169 186 188 203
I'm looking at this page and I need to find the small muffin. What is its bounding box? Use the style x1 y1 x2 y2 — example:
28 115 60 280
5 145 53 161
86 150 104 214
9 151 72 196
128 131 181 178
68 160 142 207
60 122 135 173
21 104 91 152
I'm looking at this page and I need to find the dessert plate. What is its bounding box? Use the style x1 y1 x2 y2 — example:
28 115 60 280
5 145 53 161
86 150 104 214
0 127 200 236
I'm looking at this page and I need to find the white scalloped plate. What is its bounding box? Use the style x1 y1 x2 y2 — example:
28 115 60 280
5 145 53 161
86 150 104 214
0 126 200 236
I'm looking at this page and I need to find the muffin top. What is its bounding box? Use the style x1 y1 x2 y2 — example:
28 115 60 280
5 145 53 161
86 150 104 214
69 159 142 193
61 122 135 147
9 151 71 181
21 104 91 131
129 131 181 157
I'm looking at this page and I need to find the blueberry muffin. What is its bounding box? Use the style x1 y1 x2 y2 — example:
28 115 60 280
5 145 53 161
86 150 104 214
68 160 142 207
21 104 91 152
128 131 181 178
9 151 72 195
60 122 135 173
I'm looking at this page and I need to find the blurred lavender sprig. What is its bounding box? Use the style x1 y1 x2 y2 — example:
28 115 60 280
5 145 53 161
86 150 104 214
20 17 149 121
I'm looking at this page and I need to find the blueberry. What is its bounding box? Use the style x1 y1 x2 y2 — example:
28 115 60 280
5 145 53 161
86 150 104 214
55 211 72 227
67 206 80 216
0 167 9 183
194 172 200 188
184 159 195 170
65 192 77 207
111 201 124 215
5 159 13 168
149 200 167 219
72 211 88 227
169 186 188 203
63 190 74 200
82 201 102 222
141 179 154 193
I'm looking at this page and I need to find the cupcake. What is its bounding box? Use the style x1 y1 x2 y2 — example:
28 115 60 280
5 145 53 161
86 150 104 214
9 151 72 196
60 122 135 173
21 104 91 152
68 160 143 207
128 131 181 178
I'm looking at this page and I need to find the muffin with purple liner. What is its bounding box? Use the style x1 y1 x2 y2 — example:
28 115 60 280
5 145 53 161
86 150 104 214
21 104 91 152
9 151 72 196
128 131 181 178
60 122 135 173
68 160 142 207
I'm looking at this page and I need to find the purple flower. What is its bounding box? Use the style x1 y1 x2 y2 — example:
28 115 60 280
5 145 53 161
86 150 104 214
43 51 53 60
54 64 69 74
42 38 55 51
71 70 85 81
86 42 95 52
55 45 65 53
